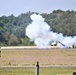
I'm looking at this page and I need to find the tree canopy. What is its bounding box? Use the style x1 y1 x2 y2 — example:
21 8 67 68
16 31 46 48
0 10 76 46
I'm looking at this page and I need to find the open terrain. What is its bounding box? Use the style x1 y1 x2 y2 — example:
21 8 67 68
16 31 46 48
0 48 76 67
0 67 76 75
0 47 76 75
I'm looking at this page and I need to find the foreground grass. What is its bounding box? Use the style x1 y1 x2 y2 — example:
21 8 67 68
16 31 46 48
0 67 76 75
0 68 34 75
40 68 76 75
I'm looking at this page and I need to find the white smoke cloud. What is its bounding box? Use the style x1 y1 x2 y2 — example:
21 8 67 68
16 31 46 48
26 14 76 48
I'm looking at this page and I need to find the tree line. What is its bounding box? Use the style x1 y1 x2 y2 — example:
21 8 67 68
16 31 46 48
0 10 76 46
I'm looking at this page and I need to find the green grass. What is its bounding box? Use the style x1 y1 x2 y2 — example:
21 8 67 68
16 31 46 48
0 67 76 75
0 68 34 75
40 68 76 75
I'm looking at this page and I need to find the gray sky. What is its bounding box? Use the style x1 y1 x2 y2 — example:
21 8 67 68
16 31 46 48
0 0 76 16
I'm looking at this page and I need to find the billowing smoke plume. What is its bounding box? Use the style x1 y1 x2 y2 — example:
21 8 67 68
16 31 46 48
26 14 76 48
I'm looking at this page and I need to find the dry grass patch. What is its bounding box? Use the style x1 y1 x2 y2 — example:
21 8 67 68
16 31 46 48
0 49 76 67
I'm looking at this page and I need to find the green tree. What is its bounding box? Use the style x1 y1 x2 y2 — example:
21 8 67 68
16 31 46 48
21 36 34 46
0 22 4 42
8 34 20 46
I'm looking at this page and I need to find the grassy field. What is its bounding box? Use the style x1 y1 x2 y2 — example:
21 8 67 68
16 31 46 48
0 48 76 75
0 67 76 75
0 48 76 67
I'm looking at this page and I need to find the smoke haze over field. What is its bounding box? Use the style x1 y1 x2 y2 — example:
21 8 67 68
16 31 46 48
26 14 76 48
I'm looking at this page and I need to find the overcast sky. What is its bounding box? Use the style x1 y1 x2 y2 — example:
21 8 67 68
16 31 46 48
0 0 76 16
